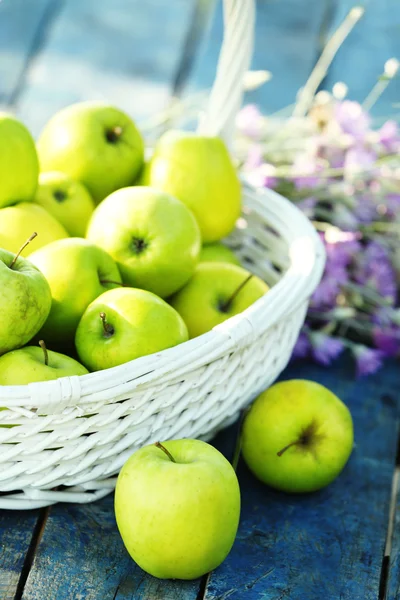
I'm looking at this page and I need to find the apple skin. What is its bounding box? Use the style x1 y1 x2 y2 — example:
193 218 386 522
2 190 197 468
86 186 201 298
0 345 88 385
0 203 69 256
75 287 189 371
0 249 52 355
0 113 39 208
169 263 268 338
200 242 241 266
37 101 144 204
242 380 354 493
115 439 240 580
29 238 122 351
142 130 241 243
34 171 95 237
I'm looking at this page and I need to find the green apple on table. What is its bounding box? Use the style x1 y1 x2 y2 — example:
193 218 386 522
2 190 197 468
86 186 201 298
0 203 68 256
29 238 122 351
115 438 240 580
37 101 144 204
169 262 268 338
0 243 51 355
242 380 354 493
142 130 241 243
0 113 39 209
0 340 88 385
200 242 241 266
75 287 189 371
34 171 95 237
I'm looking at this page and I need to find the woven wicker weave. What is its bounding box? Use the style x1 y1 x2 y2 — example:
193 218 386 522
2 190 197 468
0 0 325 509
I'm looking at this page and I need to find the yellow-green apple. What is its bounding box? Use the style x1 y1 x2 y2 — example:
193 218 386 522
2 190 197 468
75 287 188 371
0 203 68 256
200 242 241 266
142 130 241 242
115 439 240 579
0 246 51 355
242 380 354 493
34 171 95 237
86 186 201 298
0 112 39 208
29 238 122 351
37 101 144 204
169 263 268 338
0 340 88 385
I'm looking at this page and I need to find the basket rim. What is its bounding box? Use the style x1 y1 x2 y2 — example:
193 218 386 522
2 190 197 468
0 184 326 407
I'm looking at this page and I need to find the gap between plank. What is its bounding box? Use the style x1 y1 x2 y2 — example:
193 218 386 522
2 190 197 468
13 506 50 600
9 0 65 109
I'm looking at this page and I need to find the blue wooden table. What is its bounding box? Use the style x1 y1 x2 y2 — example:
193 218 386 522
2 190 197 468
0 1 399 598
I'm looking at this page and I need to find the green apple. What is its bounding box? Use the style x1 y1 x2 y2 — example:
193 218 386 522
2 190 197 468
86 186 201 298
37 101 144 204
143 130 241 243
115 439 240 579
0 203 68 256
200 242 241 266
0 340 88 385
0 112 39 208
169 263 268 338
0 245 51 355
29 238 122 351
34 171 95 237
75 287 188 371
242 380 354 493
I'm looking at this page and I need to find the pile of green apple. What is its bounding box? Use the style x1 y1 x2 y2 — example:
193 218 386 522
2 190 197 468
0 102 269 384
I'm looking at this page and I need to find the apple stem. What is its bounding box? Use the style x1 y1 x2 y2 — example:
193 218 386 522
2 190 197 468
9 232 38 269
38 340 49 366
221 274 253 312
99 312 115 337
100 279 125 287
155 441 176 463
276 440 300 457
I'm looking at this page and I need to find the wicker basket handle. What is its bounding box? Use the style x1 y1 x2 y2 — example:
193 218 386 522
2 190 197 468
197 0 255 146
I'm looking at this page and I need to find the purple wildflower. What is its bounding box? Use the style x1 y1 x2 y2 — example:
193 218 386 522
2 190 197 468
335 101 370 140
378 120 400 153
292 331 311 359
354 242 397 302
344 145 377 175
291 154 321 189
245 144 263 169
352 345 385 377
236 104 263 139
373 325 400 357
309 332 345 365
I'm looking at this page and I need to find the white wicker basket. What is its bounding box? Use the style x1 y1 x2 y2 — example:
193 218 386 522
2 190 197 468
0 0 325 509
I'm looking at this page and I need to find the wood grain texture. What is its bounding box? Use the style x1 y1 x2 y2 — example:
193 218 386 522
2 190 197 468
206 357 400 600
388 471 400 600
0 0 55 107
0 509 40 600
15 0 196 136
186 0 329 112
20 495 200 600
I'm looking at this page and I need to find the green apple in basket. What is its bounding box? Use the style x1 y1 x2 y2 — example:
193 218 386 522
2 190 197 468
200 242 241 266
169 262 269 338
29 238 122 351
34 171 95 237
242 380 354 493
115 439 240 579
0 203 68 256
142 130 241 243
37 101 144 204
0 113 39 209
0 340 88 385
75 287 189 371
86 186 201 298
0 235 52 355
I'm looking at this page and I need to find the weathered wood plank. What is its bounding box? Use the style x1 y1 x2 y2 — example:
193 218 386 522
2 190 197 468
186 0 329 113
20 495 200 600
15 0 197 136
388 470 400 600
0 0 55 107
321 0 400 119
207 358 400 600
0 509 41 600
